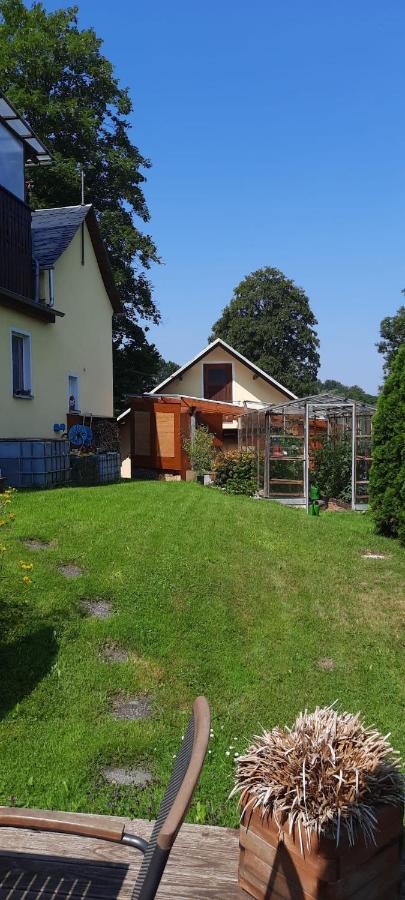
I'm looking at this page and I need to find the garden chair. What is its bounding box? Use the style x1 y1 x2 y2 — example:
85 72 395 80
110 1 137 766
0 696 210 900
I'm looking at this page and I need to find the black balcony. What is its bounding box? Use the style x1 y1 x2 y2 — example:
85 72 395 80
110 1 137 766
0 183 34 299
0 184 58 322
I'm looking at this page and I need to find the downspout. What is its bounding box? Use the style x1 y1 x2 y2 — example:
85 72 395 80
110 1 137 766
48 268 55 307
34 260 40 303
81 168 85 265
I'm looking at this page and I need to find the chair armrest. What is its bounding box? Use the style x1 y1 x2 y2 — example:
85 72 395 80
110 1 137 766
0 808 125 843
122 833 148 853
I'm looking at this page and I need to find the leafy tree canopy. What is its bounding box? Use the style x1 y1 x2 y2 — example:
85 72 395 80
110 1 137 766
113 323 162 413
114 344 179 414
316 379 377 406
209 267 320 396
0 0 160 407
377 300 405 377
369 344 405 545
153 359 180 386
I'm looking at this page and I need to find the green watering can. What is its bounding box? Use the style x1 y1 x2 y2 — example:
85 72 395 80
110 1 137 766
308 484 320 516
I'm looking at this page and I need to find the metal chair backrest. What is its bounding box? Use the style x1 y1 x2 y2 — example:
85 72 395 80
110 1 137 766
132 696 210 900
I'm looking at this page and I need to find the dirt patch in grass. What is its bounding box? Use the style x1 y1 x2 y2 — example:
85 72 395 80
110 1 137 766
23 538 56 551
59 564 83 578
102 641 129 662
324 499 351 512
130 652 165 682
112 695 153 720
102 766 152 787
317 658 336 671
362 551 388 560
81 597 112 618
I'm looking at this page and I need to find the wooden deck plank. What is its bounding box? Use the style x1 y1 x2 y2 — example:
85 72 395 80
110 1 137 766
0 813 402 898
0 815 245 899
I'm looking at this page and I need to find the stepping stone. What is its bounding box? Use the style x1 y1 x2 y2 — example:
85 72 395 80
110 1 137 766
59 564 83 578
362 551 387 559
23 538 56 551
317 658 335 671
112 695 152 720
102 642 129 662
81 597 112 618
102 766 152 787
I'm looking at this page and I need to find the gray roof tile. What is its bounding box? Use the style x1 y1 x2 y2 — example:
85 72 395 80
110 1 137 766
31 204 91 267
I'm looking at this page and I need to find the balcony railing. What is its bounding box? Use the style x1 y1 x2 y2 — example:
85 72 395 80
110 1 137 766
0 183 34 301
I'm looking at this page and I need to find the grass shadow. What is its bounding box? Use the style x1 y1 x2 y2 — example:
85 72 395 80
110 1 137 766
0 625 58 721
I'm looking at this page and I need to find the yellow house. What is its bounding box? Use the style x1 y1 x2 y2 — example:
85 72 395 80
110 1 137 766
0 203 119 440
0 92 118 452
150 338 296 406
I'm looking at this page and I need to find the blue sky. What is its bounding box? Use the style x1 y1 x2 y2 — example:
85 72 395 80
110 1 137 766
45 0 404 391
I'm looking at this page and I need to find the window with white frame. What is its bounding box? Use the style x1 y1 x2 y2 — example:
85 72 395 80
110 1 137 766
11 330 32 396
68 374 80 411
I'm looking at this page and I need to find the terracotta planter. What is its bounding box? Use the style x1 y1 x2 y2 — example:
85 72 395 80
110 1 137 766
239 800 403 899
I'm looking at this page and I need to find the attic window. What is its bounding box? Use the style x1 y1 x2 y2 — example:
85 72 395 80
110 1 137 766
203 363 233 402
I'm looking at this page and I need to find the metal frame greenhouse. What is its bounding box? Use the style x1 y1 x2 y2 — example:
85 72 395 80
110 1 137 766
239 393 375 511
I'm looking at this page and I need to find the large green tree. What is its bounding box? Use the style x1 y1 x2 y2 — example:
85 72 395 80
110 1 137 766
153 358 180 387
315 379 377 405
0 0 161 409
369 344 405 545
377 300 405 377
210 267 320 396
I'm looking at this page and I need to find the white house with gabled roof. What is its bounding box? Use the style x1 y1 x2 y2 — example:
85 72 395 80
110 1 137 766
150 338 296 407
148 338 296 448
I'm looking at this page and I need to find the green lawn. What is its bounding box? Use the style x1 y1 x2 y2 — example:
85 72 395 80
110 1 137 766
0 482 403 826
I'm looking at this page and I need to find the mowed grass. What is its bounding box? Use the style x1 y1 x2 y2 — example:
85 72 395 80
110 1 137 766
0 482 404 826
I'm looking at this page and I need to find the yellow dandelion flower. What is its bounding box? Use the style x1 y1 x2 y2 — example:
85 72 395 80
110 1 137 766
8 513 16 521
0 519 6 527
20 562 33 571
22 575 32 585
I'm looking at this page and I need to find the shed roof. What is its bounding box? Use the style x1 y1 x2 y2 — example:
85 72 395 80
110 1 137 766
150 338 297 400
265 392 376 414
118 394 247 420
31 205 120 311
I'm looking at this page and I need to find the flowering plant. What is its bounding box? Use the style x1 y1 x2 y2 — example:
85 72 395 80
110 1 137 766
0 488 34 585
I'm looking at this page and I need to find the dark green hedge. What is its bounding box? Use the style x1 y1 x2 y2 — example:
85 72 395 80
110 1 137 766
369 345 405 545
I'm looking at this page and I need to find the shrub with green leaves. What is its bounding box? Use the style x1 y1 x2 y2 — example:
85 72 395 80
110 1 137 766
183 425 216 475
370 345 405 545
311 439 351 503
313 439 352 502
215 449 257 495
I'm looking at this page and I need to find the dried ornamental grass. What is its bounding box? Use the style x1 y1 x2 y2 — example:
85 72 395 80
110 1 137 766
231 705 404 851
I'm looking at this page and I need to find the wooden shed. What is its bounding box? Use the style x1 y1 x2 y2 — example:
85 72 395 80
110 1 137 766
118 394 246 480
